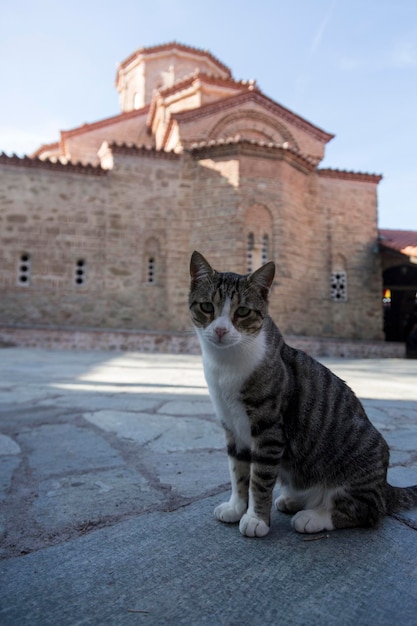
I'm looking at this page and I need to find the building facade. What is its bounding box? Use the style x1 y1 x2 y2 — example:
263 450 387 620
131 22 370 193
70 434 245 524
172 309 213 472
0 42 387 340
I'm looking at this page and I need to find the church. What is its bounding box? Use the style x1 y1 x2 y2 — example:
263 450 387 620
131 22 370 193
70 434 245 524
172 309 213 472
1 42 416 349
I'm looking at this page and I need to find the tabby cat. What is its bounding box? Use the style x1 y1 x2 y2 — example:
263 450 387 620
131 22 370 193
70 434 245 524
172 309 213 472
189 250 417 537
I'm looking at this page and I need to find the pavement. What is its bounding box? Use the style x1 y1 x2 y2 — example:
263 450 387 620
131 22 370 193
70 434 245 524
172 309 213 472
0 347 416 626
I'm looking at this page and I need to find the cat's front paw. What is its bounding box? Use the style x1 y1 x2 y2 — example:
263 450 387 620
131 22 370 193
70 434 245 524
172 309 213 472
214 501 246 523
275 494 301 514
239 513 270 538
291 509 334 534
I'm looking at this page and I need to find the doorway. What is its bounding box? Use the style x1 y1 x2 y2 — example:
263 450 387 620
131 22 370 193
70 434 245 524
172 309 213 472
383 264 417 342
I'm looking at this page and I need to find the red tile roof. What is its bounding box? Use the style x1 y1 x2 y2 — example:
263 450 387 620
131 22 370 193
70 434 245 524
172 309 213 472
0 152 106 175
107 142 180 159
117 41 232 80
32 108 152 161
61 106 150 140
379 229 417 258
173 90 334 143
31 141 60 157
146 72 251 132
156 70 252 99
187 136 317 172
319 168 382 184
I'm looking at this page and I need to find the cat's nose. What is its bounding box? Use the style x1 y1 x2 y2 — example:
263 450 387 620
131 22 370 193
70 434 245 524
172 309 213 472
215 327 228 339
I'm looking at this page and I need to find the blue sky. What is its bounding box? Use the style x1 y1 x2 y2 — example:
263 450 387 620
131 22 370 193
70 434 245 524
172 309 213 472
1 0 416 229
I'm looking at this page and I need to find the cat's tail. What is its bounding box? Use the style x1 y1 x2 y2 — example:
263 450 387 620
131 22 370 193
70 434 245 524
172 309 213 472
386 483 417 513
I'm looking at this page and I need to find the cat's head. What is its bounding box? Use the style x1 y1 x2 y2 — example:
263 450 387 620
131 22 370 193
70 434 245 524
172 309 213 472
189 251 275 349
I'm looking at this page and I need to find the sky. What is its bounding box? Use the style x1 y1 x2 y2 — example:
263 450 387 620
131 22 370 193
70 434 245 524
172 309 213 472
1 0 416 230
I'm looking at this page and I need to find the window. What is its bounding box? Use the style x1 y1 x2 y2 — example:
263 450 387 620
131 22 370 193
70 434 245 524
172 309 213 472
331 271 347 301
246 232 270 273
261 234 269 264
133 92 142 110
244 204 273 272
144 238 160 284
247 233 254 273
74 259 86 286
147 257 155 284
18 253 31 286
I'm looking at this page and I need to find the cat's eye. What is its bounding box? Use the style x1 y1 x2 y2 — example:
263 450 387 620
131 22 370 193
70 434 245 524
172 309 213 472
236 306 251 318
200 302 214 314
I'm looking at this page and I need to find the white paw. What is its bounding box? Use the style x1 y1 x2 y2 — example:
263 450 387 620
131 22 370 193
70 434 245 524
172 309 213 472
275 494 301 513
291 509 334 534
214 501 246 523
239 513 270 538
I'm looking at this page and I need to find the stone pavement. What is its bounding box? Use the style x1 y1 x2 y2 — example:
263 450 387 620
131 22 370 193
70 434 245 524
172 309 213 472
0 348 416 625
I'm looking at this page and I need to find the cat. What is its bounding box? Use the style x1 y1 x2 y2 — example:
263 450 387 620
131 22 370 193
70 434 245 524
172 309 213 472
189 250 417 537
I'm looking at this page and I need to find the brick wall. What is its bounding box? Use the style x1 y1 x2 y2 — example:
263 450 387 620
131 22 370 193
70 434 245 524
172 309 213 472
172 97 329 161
319 172 383 339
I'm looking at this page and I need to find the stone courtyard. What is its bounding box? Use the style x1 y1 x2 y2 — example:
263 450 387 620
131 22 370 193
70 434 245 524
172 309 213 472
0 347 416 625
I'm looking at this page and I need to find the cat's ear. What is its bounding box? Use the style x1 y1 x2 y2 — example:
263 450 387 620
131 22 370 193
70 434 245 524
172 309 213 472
249 261 275 292
190 251 214 282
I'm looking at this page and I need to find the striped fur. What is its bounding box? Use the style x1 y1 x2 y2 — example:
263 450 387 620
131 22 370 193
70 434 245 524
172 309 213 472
189 251 417 537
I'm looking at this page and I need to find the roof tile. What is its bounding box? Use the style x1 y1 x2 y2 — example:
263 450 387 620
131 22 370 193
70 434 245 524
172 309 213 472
379 229 417 258
0 152 106 176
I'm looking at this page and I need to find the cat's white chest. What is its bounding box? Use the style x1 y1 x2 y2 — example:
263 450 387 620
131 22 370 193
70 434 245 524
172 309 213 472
201 333 266 450
204 362 251 448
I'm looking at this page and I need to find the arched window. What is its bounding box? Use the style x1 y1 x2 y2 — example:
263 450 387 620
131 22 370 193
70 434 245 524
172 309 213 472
244 205 273 272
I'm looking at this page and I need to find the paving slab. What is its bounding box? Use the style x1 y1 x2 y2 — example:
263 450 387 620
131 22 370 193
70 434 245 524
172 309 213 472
84 410 224 452
0 348 416 625
17 423 125 478
1 495 416 626
33 466 161 531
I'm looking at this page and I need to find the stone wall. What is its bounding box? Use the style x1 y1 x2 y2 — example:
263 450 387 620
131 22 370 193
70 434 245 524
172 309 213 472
0 152 181 331
0 145 384 341
0 162 109 326
0 325 404 358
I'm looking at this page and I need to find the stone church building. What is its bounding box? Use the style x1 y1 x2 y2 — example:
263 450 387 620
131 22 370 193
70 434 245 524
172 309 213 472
0 42 415 348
